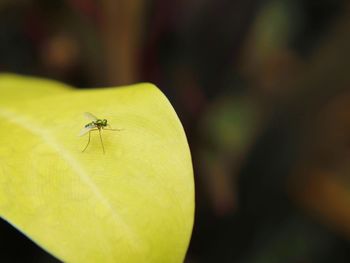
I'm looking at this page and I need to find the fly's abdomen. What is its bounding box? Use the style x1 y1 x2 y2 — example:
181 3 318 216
85 123 94 128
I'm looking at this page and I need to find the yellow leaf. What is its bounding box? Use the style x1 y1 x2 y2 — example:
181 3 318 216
0 73 72 104
0 75 194 263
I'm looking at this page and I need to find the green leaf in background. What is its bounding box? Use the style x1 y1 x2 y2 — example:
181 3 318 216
0 74 194 262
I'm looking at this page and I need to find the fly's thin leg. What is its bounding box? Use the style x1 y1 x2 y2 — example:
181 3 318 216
82 130 91 152
98 128 105 154
106 124 123 131
82 128 98 152
103 128 123 131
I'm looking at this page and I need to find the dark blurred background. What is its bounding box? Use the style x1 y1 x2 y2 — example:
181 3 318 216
1 0 350 262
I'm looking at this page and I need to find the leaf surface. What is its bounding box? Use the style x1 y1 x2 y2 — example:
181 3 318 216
0 75 194 263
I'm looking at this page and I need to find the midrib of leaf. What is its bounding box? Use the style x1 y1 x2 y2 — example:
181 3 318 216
0 107 141 249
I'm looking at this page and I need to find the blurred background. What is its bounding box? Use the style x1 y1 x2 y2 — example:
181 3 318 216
1 0 350 262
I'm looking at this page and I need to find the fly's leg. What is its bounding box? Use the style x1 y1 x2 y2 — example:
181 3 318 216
98 128 105 154
105 124 123 131
82 128 98 152
103 128 123 131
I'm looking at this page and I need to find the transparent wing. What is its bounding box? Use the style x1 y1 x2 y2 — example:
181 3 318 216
84 112 98 121
78 126 95 137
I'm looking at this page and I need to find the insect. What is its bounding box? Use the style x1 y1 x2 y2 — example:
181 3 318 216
79 112 121 153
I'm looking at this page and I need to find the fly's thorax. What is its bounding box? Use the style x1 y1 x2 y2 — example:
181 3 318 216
95 119 108 127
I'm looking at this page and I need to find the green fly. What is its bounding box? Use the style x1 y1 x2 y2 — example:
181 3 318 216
79 112 120 153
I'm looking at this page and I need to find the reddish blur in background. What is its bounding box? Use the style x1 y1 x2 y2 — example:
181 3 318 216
1 0 350 262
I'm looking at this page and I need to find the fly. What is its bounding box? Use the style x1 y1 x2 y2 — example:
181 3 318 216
79 112 120 153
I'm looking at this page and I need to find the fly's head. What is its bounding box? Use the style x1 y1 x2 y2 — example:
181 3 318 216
102 119 108 127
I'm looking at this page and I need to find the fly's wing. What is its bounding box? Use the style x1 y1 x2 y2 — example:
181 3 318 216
78 126 95 136
84 112 98 121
